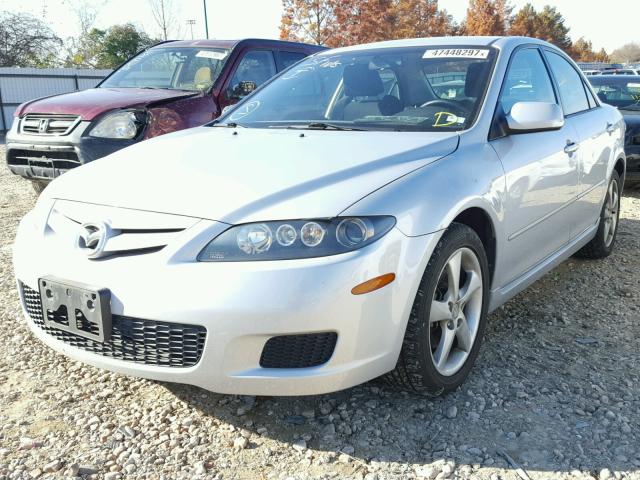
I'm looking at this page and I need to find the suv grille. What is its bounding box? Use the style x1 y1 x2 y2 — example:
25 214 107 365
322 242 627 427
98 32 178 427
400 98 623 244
7 148 80 171
21 284 206 368
260 333 337 368
20 114 81 136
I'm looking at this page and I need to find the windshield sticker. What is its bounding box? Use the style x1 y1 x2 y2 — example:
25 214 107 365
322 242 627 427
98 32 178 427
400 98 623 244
433 111 465 127
196 50 227 60
423 48 489 59
229 101 260 121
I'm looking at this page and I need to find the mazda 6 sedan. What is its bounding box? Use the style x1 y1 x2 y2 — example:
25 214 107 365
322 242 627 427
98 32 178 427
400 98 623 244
14 36 625 396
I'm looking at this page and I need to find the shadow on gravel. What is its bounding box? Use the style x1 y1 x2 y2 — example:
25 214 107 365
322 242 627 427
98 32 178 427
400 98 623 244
164 199 640 476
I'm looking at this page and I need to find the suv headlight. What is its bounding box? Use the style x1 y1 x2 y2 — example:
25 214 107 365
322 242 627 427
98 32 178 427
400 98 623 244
89 110 146 139
198 216 396 262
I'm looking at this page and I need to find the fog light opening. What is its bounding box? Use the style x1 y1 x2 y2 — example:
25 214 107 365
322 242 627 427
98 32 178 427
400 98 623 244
351 273 396 295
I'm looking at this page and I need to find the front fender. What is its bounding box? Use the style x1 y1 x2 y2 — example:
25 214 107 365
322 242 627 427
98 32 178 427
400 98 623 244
341 143 506 240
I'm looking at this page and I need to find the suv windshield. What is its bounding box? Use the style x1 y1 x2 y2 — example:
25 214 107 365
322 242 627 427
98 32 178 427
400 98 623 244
589 76 640 110
101 47 230 91
218 46 496 132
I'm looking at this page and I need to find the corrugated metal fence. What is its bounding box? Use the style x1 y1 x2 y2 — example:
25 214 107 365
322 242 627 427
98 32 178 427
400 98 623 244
0 67 112 132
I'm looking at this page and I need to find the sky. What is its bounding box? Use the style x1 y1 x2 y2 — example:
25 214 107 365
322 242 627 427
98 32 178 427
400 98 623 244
0 0 638 53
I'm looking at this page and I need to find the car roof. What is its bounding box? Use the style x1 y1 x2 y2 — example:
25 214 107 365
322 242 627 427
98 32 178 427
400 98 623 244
317 36 557 55
152 38 326 51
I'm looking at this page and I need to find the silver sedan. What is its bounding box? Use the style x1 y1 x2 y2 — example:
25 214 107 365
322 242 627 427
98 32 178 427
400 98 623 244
13 36 625 395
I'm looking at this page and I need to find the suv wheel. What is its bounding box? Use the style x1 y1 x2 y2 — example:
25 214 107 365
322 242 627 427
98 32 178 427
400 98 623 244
31 181 47 195
386 223 490 395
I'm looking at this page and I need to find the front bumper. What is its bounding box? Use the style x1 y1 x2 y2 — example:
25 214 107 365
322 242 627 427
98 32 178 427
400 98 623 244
5 119 137 183
13 212 441 395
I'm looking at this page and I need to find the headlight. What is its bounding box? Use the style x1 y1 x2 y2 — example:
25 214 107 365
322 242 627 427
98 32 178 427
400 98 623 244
198 216 396 262
89 110 146 139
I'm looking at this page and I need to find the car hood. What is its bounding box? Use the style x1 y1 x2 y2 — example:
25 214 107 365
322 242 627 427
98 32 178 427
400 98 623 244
44 127 459 224
16 87 199 121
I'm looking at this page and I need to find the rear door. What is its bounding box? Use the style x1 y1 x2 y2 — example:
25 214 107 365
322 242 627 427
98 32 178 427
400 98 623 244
276 51 308 71
490 46 580 285
543 50 610 238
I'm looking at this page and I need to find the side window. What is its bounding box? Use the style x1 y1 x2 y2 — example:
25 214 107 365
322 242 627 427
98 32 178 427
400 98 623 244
584 81 599 108
278 51 307 70
499 48 556 114
545 52 590 115
227 50 277 100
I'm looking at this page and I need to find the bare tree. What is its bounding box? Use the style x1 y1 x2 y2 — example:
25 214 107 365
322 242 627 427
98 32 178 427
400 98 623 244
148 0 182 40
0 10 62 67
610 43 640 64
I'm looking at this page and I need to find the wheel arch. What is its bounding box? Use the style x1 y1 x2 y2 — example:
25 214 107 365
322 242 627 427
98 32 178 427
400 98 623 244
614 156 625 185
450 206 498 287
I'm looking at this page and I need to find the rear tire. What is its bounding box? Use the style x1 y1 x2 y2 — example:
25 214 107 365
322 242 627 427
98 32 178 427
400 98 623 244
31 181 48 195
385 223 490 395
575 170 621 259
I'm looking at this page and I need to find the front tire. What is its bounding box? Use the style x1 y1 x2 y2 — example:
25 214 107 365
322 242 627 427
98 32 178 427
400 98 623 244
386 223 490 395
31 181 48 195
576 170 621 259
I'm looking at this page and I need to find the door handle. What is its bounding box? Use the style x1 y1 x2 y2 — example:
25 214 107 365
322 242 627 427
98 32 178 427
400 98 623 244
606 122 616 134
564 141 579 154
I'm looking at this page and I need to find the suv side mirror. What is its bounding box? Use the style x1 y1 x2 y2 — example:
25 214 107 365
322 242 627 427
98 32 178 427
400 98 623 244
229 80 258 100
506 102 564 133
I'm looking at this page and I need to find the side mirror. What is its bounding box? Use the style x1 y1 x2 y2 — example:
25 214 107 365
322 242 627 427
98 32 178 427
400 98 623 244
229 80 258 100
506 102 564 133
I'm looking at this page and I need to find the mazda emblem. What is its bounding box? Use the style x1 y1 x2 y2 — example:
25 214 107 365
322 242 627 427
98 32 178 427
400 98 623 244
76 221 112 259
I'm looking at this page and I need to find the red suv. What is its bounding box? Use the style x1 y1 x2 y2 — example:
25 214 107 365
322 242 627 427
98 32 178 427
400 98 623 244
6 39 326 192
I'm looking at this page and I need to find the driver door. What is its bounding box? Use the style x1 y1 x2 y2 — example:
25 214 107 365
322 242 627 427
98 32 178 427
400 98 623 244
219 50 277 110
490 47 580 286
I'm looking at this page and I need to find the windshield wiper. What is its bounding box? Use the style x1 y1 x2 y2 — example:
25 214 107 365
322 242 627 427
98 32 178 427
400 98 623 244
289 122 366 131
210 121 245 128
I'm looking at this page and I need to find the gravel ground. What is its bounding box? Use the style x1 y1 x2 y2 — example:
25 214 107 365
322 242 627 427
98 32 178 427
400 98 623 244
1 143 639 480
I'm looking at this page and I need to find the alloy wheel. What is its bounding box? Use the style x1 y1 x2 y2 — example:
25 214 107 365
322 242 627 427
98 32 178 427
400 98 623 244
429 247 483 377
603 179 619 247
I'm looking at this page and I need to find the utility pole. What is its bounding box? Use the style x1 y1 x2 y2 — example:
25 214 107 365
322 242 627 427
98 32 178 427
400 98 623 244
186 19 196 39
203 0 209 39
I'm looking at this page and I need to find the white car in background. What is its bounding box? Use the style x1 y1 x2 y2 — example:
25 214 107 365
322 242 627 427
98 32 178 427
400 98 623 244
14 36 625 396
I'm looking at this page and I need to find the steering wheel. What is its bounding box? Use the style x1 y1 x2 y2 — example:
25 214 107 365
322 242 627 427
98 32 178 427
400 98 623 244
419 99 463 111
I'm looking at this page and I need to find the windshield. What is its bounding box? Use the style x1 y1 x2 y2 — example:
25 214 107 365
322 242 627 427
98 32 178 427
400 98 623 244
218 46 496 132
101 47 230 91
589 76 640 110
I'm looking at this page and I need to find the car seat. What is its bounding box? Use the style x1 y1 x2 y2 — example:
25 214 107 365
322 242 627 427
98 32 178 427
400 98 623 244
194 67 212 90
333 64 402 120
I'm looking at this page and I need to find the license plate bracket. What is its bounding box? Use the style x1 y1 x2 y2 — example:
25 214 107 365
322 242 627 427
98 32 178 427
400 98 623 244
38 276 112 342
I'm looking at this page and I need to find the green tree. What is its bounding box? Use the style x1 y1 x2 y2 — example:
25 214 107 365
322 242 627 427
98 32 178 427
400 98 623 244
509 4 571 51
66 24 156 69
0 11 62 67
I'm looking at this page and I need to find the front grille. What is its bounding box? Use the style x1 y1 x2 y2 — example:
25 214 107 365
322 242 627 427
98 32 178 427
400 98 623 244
20 114 80 136
260 333 337 369
21 284 206 368
7 148 80 171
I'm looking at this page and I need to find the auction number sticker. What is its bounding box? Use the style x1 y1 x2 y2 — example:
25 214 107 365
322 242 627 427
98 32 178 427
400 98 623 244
196 50 228 60
423 48 490 59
